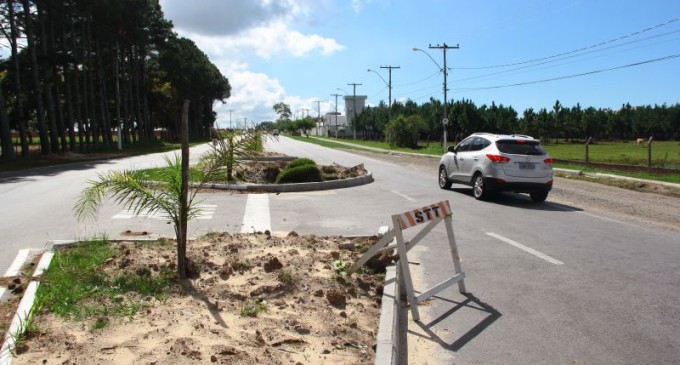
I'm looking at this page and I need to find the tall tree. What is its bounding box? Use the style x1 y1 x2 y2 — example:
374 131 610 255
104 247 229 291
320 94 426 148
0 76 14 159
6 0 27 157
23 0 50 155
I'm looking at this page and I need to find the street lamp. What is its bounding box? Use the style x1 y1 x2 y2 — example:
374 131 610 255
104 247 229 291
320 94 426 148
368 66 399 110
413 44 458 152
367 68 389 106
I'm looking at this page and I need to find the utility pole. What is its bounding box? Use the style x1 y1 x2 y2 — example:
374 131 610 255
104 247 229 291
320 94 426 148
380 65 400 109
331 93 341 138
428 43 459 151
228 109 233 130
243 117 247 130
348 83 362 140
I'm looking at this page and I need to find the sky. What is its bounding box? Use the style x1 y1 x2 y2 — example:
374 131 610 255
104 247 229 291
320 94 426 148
159 0 680 129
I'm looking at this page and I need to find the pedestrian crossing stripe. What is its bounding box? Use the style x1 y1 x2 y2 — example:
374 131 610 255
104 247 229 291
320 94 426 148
112 204 217 220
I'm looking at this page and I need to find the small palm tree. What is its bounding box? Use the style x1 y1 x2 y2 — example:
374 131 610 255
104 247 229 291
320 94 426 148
74 154 219 279
206 128 264 181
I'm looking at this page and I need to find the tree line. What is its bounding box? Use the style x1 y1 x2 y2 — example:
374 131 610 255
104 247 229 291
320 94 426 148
355 98 680 145
0 0 231 159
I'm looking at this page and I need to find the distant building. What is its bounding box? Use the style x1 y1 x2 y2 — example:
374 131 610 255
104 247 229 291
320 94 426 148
343 95 367 125
324 113 347 137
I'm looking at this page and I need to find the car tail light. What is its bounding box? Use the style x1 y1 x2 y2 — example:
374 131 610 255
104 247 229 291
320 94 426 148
543 158 554 165
486 154 510 164
546 180 553 185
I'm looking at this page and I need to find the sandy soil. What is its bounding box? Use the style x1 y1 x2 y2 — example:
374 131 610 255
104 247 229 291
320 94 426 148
12 232 391 365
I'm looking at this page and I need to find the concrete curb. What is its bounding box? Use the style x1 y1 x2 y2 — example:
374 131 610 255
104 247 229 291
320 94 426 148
589 172 680 188
375 265 404 365
554 168 680 189
0 247 51 365
199 171 374 193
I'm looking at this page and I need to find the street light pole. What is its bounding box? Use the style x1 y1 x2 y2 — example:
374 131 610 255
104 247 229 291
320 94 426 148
368 66 399 114
414 44 459 152
348 83 361 140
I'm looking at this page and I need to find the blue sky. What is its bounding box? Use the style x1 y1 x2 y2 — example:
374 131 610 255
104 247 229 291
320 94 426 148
159 0 680 128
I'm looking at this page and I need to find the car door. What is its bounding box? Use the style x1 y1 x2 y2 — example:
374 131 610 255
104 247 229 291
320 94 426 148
458 137 485 180
463 137 492 179
449 137 473 182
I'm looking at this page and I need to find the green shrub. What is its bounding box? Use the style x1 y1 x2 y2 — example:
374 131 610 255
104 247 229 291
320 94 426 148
385 114 427 148
276 165 322 183
286 158 317 169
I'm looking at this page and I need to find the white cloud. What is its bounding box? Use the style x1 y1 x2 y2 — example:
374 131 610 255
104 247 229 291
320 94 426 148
213 70 337 128
184 22 344 61
161 0 345 122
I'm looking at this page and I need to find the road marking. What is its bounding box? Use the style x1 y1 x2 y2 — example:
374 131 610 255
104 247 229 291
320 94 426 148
486 232 564 265
112 204 217 220
4 249 32 277
390 190 416 202
241 194 271 233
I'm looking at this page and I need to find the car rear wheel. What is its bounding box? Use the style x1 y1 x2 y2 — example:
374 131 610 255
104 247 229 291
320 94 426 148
530 191 549 202
472 173 489 200
438 166 452 189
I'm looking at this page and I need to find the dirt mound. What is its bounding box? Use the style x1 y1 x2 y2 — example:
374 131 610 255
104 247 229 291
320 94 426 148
14 233 387 365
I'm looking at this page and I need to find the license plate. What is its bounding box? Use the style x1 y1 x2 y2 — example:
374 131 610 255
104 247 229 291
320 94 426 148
518 162 535 170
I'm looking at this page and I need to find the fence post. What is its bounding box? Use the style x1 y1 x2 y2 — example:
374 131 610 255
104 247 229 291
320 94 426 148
647 136 654 171
585 137 592 167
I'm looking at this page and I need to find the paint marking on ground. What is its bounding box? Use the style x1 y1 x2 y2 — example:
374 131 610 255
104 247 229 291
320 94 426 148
112 204 217 220
4 248 32 277
241 194 271 233
390 190 417 202
486 232 564 265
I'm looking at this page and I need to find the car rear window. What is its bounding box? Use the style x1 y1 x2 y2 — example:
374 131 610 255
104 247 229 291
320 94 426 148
496 140 546 155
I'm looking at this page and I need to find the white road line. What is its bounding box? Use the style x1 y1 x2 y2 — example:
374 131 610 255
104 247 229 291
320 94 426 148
486 232 564 265
241 194 271 233
390 190 416 202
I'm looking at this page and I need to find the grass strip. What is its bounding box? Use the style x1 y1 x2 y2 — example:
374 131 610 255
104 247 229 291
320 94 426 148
33 239 176 324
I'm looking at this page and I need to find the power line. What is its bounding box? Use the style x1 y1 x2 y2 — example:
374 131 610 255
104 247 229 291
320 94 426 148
450 53 680 93
452 28 680 85
453 17 680 70
394 70 441 87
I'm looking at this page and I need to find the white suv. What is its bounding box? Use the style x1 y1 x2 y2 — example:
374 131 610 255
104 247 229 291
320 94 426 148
438 133 554 202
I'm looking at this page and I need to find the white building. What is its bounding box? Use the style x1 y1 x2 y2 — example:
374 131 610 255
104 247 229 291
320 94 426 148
324 113 347 137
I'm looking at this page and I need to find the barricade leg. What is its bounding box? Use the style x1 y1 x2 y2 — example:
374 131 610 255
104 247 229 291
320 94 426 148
444 215 467 294
393 215 420 321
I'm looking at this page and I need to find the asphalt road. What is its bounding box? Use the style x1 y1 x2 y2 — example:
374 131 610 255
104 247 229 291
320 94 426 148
1 136 679 364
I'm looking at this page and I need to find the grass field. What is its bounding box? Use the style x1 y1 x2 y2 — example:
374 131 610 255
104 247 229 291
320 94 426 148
542 141 680 169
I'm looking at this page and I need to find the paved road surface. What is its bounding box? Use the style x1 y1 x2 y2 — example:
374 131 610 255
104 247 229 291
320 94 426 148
1 136 679 364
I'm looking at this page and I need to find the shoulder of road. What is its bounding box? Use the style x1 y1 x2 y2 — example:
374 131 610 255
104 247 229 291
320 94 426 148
308 136 680 190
